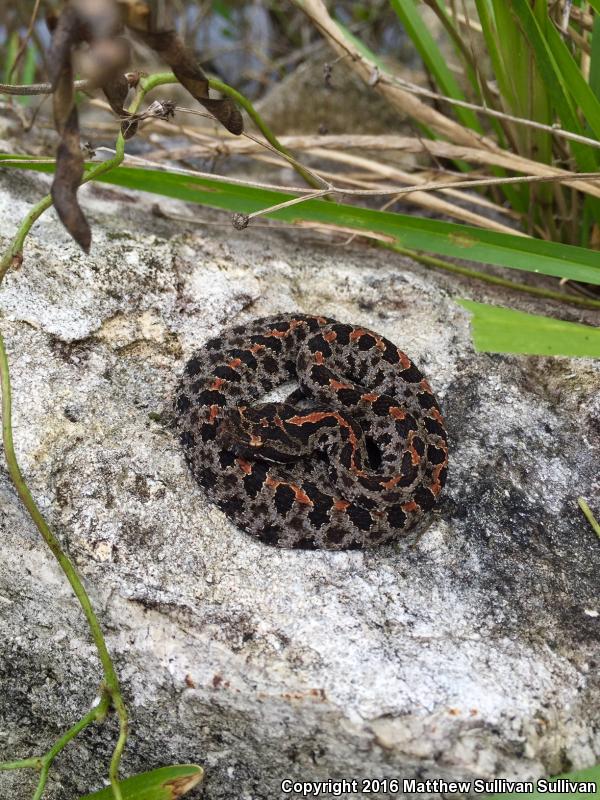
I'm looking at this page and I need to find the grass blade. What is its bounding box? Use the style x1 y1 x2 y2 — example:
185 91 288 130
510 1 599 170
97 165 600 286
458 300 600 357
473 0 511 101
2 32 19 84
79 765 204 800
489 0 529 116
2 156 600 285
544 16 600 142
509 1 600 227
332 17 387 70
589 14 600 101
389 0 481 131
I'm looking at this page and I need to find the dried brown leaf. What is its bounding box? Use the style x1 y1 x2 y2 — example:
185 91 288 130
47 1 128 249
164 771 204 798
120 117 139 139
94 38 132 117
102 70 131 116
130 26 243 135
51 105 91 252
47 5 89 249
47 5 79 130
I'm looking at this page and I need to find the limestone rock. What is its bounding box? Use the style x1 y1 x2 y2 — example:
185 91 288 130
0 166 598 800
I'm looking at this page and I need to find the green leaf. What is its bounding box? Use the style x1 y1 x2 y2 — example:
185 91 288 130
485 764 600 799
2 156 600 286
2 32 19 84
543 17 600 143
509 1 599 171
96 167 600 286
389 0 481 131
473 0 509 97
79 765 204 800
332 17 387 70
458 300 600 357
587 0 600 14
590 15 600 101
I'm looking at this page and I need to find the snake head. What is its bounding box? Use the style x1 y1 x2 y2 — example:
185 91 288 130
216 404 299 463
216 406 263 457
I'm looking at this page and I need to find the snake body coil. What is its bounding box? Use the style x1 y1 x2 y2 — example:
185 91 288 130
175 315 448 549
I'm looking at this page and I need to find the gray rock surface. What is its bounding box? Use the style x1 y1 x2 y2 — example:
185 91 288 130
0 164 599 800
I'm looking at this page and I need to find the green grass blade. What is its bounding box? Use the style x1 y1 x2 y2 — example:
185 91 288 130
18 43 38 107
2 156 600 285
2 32 19 84
481 1 551 210
489 0 528 115
21 42 37 85
79 765 204 800
474 0 513 103
389 0 481 131
543 17 600 142
458 300 600 357
590 14 600 101
485 764 600 799
332 17 387 70
581 13 600 245
528 1 553 168
94 166 600 286
429 0 503 122
510 0 600 226
510 0 599 170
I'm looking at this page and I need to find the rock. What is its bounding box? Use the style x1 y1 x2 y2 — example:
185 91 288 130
0 166 598 800
255 59 410 136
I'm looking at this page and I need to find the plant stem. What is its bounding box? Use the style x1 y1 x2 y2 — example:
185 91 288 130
578 498 600 538
0 75 163 800
31 694 111 800
138 71 323 190
0 692 110 800
0 331 126 800
1 67 250 799
0 758 44 771
208 76 324 190
0 194 53 283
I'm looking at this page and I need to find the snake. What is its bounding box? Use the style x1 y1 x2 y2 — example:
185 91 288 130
174 314 448 549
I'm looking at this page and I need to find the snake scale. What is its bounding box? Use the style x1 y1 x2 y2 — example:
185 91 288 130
174 314 448 549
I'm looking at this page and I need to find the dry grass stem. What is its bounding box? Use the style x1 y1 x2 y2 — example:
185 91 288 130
130 123 600 202
83 91 600 202
106 148 600 202
293 0 496 150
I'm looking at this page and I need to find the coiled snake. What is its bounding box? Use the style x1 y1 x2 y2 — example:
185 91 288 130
174 315 448 549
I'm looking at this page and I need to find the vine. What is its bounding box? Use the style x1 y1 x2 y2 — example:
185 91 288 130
0 71 189 800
